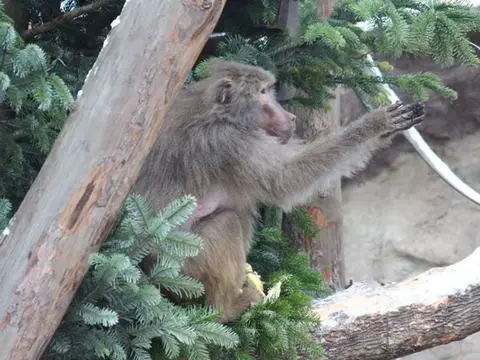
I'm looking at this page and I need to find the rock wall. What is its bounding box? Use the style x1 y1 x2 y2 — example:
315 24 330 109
339 54 480 359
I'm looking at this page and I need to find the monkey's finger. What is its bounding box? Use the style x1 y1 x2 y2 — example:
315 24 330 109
411 102 425 115
394 115 425 131
392 111 425 124
401 111 425 120
392 103 425 123
404 103 425 118
390 102 423 118
381 115 425 137
403 115 424 127
387 101 403 112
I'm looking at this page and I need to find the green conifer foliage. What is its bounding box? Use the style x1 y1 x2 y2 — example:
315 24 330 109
339 0 480 65
202 0 480 110
43 195 239 360
211 227 328 360
0 4 73 208
37 192 327 360
0 197 11 230
5 1 480 359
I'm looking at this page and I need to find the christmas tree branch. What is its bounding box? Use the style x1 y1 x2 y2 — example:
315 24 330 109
21 0 115 40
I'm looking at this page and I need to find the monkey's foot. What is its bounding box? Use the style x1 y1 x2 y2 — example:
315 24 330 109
243 286 265 306
382 101 425 137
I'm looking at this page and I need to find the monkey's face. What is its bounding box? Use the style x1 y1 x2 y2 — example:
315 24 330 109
214 76 296 144
256 84 296 144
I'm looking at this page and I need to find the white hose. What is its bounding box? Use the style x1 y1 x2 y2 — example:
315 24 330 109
357 19 480 206
364 53 480 206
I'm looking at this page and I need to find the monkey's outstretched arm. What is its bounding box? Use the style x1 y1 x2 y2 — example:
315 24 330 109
257 102 425 209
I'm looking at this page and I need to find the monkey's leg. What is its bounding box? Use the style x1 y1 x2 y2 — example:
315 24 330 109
184 210 263 323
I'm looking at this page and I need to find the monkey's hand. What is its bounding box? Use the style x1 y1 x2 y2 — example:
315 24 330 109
380 101 425 137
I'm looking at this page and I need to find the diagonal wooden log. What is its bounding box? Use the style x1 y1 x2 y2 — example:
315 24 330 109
311 247 480 359
0 1 226 359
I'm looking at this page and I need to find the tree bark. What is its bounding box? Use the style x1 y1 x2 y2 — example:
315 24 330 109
315 0 337 17
310 247 480 359
281 0 346 290
294 100 345 289
308 0 345 293
276 0 300 32
0 1 225 359
3 0 27 32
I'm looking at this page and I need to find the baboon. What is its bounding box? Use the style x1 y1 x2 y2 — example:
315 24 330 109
133 60 425 322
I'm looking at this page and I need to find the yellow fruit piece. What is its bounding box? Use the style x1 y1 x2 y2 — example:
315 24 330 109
245 263 264 294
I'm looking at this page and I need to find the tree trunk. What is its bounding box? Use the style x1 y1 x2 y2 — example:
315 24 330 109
309 0 345 292
310 247 480 359
292 100 345 289
0 1 225 359
315 0 337 17
3 0 27 32
280 0 345 290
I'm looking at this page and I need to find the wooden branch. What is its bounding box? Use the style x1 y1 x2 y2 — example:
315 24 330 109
0 1 226 359
310 247 480 359
21 0 114 40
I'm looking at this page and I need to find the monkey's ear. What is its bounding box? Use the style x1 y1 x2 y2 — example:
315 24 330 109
215 78 233 104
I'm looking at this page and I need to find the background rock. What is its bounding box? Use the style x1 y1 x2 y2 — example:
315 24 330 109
339 49 480 359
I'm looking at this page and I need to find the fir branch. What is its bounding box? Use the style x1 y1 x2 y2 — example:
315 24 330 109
44 195 241 360
158 194 197 229
0 22 17 54
21 0 116 40
0 198 11 230
79 303 119 327
12 44 47 78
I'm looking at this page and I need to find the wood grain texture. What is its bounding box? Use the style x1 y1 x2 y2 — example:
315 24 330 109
311 248 480 359
0 1 226 359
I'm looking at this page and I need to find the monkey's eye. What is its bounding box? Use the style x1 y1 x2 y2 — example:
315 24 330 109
260 88 267 94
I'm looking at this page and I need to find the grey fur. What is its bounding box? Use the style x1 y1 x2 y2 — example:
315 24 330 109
132 61 425 321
